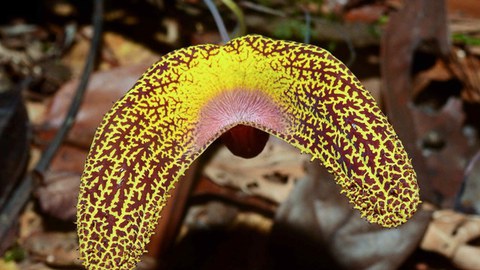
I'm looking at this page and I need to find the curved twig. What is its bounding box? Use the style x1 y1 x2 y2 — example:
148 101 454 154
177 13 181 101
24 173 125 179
0 0 104 250
35 0 103 173
204 0 230 43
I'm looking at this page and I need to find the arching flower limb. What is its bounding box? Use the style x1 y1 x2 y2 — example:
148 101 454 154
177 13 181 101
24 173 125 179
77 34 420 269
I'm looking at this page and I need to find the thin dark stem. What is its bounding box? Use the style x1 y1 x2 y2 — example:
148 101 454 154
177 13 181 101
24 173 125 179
240 1 286 17
35 0 103 173
0 0 104 248
204 0 230 43
222 0 246 38
454 149 480 212
343 27 356 66
303 9 311 44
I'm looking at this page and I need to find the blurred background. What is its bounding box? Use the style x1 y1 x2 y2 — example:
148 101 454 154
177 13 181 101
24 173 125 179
0 0 480 269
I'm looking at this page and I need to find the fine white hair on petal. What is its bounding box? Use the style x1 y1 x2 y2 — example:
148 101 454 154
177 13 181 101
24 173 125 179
195 89 287 148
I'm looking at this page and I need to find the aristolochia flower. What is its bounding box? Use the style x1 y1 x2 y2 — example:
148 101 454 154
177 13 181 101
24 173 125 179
77 35 420 269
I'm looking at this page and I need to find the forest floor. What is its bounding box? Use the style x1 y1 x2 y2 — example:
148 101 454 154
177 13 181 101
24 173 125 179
1 0 480 269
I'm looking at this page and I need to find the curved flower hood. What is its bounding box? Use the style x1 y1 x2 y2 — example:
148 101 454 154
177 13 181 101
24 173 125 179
77 35 420 269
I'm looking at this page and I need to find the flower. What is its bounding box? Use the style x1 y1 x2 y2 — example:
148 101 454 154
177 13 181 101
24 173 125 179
77 34 420 269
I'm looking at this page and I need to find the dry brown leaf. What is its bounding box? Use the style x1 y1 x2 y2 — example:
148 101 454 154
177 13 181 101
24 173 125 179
413 98 472 204
101 31 161 68
447 0 480 19
36 171 80 221
204 137 307 204
39 62 153 148
18 203 44 245
23 232 81 268
34 145 86 220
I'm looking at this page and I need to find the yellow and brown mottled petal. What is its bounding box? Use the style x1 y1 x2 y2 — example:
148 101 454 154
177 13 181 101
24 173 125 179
77 35 420 269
